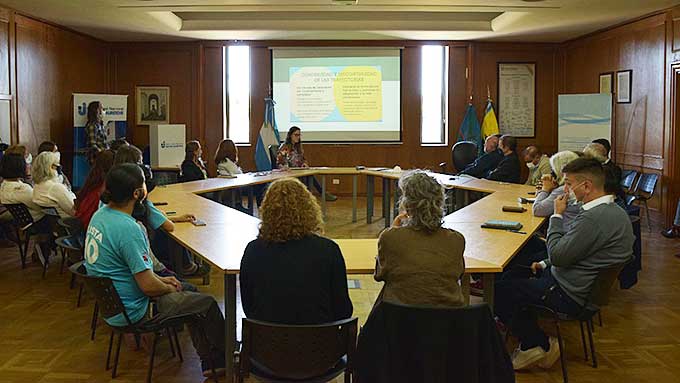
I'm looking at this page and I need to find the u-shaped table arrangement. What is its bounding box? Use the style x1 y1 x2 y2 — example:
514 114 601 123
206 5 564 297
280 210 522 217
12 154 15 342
148 167 545 382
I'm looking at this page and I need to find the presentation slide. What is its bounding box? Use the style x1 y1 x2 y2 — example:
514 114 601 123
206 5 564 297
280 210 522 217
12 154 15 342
273 49 401 142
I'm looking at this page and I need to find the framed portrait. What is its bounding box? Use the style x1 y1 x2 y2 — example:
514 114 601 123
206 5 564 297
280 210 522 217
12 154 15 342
616 70 632 104
599 72 613 94
136 86 170 125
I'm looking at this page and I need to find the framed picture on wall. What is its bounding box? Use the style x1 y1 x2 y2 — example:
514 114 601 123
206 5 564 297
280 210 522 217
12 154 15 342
497 62 536 137
136 86 170 125
599 72 613 94
616 70 632 104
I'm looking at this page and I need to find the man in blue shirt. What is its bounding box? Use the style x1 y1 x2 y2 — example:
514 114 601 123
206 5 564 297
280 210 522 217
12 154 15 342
85 164 225 377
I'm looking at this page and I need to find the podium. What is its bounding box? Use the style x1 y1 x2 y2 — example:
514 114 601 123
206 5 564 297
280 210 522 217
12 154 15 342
150 124 186 168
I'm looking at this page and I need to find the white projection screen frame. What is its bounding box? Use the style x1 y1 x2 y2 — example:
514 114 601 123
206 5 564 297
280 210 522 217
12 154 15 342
271 48 402 142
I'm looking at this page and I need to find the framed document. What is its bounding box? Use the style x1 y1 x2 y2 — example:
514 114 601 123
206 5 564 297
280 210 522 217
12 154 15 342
616 70 632 104
599 72 613 94
498 63 536 137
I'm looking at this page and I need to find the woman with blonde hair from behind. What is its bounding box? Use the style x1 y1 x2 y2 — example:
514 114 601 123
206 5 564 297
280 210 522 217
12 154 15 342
375 170 466 307
239 177 353 324
532 150 582 230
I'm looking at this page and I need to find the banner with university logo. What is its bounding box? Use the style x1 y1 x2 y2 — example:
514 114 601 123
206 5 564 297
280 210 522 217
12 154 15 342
72 93 129 188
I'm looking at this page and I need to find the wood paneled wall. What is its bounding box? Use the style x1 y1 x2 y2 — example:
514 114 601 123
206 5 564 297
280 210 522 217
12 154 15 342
560 12 671 220
109 43 202 153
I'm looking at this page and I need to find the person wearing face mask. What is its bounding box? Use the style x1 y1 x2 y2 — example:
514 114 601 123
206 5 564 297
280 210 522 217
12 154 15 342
4 145 33 185
495 158 634 371
180 140 208 182
522 145 551 186
31 151 77 218
532 151 582 230
84 163 226 378
38 141 72 191
458 133 503 178
85 101 109 150
487 135 521 183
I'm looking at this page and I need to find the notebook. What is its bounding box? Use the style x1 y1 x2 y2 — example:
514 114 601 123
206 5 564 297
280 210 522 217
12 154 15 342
481 220 523 231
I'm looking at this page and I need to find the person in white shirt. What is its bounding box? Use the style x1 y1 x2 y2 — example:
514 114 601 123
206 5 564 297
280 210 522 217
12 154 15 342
0 154 45 223
214 139 265 211
31 151 76 218
37 141 72 191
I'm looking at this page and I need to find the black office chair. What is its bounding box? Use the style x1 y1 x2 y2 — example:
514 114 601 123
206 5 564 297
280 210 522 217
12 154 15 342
632 173 659 232
268 144 279 169
355 302 513 383
522 264 625 383
236 317 358 383
620 169 638 194
4 203 54 270
452 141 479 172
81 274 215 383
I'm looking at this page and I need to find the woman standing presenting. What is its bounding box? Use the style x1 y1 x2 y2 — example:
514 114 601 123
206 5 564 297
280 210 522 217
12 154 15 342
85 101 108 150
276 126 336 201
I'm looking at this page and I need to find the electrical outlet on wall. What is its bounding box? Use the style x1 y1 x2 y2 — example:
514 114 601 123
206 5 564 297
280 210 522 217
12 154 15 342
332 178 340 185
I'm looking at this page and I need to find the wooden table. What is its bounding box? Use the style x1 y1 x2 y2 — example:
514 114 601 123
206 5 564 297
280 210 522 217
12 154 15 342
149 169 544 383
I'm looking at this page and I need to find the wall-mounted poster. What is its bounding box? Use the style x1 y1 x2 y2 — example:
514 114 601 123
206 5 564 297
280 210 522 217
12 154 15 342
136 86 170 125
498 63 536 137
599 72 613 94
616 70 632 104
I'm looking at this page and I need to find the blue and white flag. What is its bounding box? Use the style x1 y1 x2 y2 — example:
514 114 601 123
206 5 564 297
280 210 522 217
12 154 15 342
255 98 281 171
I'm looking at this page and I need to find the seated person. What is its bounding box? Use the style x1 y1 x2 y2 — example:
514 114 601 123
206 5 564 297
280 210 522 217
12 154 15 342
84 164 225 377
240 177 352 324
495 158 634 370
458 133 503 177
0 153 47 227
522 145 552 186
584 141 623 200
276 126 337 201
532 151 582 230
487 135 521 183
375 170 466 307
37 140 72 190
180 140 208 182
32 151 76 218
5 144 33 185
114 145 206 277
75 149 115 229
214 139 265 209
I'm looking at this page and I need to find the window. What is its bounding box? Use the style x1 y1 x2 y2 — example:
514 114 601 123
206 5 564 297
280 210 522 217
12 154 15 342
420 45 448 145
224 45 250 144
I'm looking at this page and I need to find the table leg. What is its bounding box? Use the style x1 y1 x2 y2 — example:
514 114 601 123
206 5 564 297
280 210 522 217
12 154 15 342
383 178 391 229
321 175 327 217
381 178 387 218
393 180 399 218
366 175 374 224
483 273 495 312
461 273 471 305
224 274 237 383
352 175 357 223
247 187 254 216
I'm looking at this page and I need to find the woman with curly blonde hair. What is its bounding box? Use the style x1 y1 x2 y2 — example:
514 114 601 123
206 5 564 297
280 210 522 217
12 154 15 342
240 177 353 324
374 170 466 307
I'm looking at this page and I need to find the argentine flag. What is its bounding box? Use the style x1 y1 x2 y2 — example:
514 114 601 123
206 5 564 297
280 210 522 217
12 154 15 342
255 98 281 171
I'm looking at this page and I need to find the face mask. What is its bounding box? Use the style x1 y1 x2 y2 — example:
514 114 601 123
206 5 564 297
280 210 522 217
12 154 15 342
526 162 536 170
568 190 577 203
55 151 61 163
25 153 32 165
56 164 63 176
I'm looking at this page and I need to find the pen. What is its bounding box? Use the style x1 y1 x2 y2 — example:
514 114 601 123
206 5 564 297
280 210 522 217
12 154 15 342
509 230 527 234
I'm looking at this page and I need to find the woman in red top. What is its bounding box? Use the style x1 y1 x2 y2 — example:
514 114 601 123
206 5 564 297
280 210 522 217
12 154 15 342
75 149 115 228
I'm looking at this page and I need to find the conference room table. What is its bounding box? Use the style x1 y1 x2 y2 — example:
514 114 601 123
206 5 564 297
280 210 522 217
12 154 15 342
148 168 544 383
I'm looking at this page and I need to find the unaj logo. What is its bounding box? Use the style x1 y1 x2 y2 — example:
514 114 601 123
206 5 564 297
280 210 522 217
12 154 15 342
77 102 87 116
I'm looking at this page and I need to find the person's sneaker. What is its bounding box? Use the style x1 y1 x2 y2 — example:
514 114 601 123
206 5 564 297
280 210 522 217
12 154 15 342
662 227 679 238
470 279 484 296
202 359 226 378
538 337 561 369
324 193 338 202
511 345 546 370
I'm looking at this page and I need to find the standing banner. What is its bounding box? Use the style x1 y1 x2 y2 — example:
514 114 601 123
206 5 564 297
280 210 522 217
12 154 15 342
150 124 185 168
72 93 128 188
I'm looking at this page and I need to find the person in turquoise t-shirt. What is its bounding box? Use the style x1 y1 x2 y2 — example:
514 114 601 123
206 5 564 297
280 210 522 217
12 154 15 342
84 163 226 378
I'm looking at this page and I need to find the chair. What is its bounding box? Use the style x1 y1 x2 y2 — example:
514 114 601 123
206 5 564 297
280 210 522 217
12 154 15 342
81 273 207 383
154 170 180 186
56 235 83 275
524 264 625 383
620 169 638 194
452 141 479 172
632 173 659 232
68 261 100 340
235 317 358 383
4 204 37 268
355 302 513 383
268 144 279 169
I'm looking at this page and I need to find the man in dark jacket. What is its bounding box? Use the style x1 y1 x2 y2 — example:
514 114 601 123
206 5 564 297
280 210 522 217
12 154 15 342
488 135 521 183
458 134 503 178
